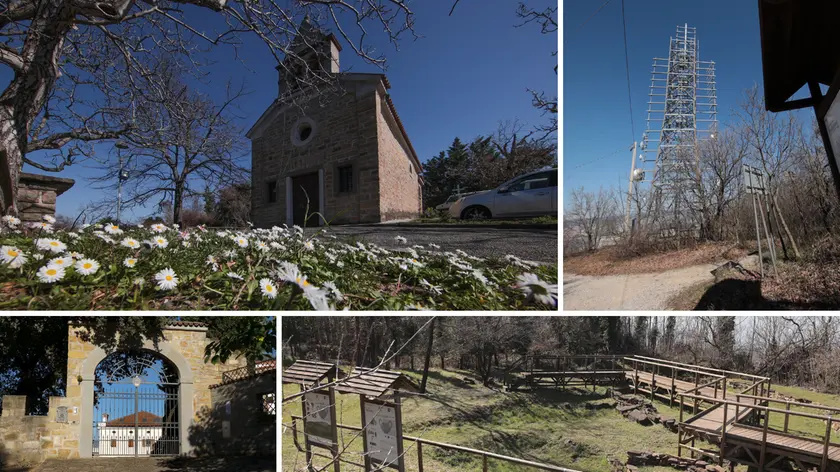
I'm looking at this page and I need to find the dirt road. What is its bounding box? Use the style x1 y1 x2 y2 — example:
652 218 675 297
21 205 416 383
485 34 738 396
563 263 718 310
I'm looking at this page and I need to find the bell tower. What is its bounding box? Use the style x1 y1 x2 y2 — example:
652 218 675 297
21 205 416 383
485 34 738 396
277 15 342 97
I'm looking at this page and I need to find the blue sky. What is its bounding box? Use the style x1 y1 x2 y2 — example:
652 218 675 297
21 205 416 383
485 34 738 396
562 0 815 206
5 1 557 221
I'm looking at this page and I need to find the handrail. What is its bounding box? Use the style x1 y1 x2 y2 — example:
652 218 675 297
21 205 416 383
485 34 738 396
735 392 840 414
683 377 724 395
625 357 726 379
681 393 833 422
289 415 581 472
632 355 768 382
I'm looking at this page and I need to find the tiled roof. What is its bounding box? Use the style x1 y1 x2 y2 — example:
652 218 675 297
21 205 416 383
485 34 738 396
165 321 206 328
105 411 163 427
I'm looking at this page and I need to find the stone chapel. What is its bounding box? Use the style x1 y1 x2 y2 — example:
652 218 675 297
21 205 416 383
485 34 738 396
247 17 423 227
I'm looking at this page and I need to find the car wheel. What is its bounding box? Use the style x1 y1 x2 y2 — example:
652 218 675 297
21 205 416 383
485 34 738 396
462 206 491 220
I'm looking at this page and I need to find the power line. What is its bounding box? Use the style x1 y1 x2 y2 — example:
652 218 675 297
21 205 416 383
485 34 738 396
620 0 636 141
573 148 624 169
564 0 614 43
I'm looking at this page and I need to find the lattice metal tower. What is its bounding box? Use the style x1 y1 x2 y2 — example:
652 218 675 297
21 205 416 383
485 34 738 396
635 24 717 230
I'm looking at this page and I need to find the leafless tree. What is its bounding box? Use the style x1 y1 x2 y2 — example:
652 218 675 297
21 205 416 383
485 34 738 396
0 0 416 216
734 85 802 259
88 60 248 225
568 186 618 252
514 2 557 140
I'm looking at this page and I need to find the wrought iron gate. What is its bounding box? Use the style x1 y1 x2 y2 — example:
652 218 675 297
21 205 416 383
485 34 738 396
92 351 180 457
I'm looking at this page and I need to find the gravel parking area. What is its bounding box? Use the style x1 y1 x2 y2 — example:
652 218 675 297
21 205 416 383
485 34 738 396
306 225 558 265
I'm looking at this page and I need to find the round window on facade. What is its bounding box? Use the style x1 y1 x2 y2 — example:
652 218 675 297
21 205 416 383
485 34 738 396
291 117 317 147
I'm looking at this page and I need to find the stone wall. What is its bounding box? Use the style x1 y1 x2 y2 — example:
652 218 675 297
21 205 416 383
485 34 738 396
17 173 74 223
376 94 422 221
194 373 276 457
251 81 381 227
0 395 78 468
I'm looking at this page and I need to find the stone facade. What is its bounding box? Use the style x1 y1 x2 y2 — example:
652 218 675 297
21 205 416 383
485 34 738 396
18 173 75 223
0 322 269 468
248 21 422 227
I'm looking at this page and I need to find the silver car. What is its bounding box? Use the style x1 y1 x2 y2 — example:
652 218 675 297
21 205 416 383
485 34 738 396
448 168 557 219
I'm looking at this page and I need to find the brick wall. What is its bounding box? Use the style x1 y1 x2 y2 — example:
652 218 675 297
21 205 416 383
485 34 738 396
251 82 381 227
376 93 422 221
0 395 78 467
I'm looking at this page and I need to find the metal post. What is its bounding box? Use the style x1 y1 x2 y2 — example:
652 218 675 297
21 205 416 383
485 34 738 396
751 191 764 278
626 141 638 233
134 382 139 458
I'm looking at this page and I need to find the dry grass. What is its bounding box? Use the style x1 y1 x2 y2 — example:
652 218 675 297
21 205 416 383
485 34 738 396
564 242 748 277
664 280 713 310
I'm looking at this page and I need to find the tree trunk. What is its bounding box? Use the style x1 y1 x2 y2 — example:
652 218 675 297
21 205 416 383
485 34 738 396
173 180 185 226
420 318 436 393
772 192 801 260
0 4 73 216
439 354 445 370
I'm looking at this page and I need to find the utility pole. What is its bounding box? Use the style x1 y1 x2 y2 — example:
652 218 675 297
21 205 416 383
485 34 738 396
625 141 638 233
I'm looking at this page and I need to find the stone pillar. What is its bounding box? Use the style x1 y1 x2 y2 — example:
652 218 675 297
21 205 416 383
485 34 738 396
17 173 75 223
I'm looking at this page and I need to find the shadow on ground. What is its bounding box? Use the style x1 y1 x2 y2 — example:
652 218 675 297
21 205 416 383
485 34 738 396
158 456 276 472
693 279 838 310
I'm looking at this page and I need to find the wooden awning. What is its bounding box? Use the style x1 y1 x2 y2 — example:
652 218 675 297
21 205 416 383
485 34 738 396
282 360 337 387
334 367 420 398
759 0 840 112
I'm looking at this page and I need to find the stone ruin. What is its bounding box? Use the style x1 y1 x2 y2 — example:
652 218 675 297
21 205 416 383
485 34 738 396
611 391 678 433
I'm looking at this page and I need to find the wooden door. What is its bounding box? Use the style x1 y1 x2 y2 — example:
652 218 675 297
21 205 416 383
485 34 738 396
292 172 320 227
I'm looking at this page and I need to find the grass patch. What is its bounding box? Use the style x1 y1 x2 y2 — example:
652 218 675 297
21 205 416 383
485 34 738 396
564 242 747 277
283 368 702 472
0 221 557 310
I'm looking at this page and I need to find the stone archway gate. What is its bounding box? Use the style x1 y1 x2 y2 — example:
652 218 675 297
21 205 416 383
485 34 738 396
0 321 251 464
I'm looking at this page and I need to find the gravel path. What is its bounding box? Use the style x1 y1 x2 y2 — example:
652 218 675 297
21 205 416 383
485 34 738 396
563 263 718 310
306 225 558 265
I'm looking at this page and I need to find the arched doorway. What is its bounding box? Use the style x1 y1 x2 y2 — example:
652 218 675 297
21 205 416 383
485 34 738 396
91 350 180 457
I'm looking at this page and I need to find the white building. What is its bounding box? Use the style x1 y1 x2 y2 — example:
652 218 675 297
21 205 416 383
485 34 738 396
96 412 164 456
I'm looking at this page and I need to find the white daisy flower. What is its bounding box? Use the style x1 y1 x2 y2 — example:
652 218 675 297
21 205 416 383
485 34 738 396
136 224 144 229
36 238 67 253
336 261 344 268
394 235 407 244
303 240 315 251
293 225 303 234
42 214 56 224
151 237 169 248
412 245 424 250
308 292 334 311
322 281 344 302
75 259 100 275
68 252 84 259
206 255 217 265
150 223 167 233
37 264 65 283
154 267 179 290
259 278 278 299
120 238 140 249
227 272 244 280
172 224 180 230
33 254 44 261
1 246 27 268
133 277 144 287
356 242 366 250
217 230 229 238
233 236 248 248
48 256 73 268
103 224 123 235
223 250 237 259
30 221 54 232
515 273 558 307
256 241 269 252
269 242 285 251
420 279 443 295
407 258 424 268
67 232 80 240
398 263 408 271
406 303 430 311
428 243 440 250
471 269 491 286
124 258 138 268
